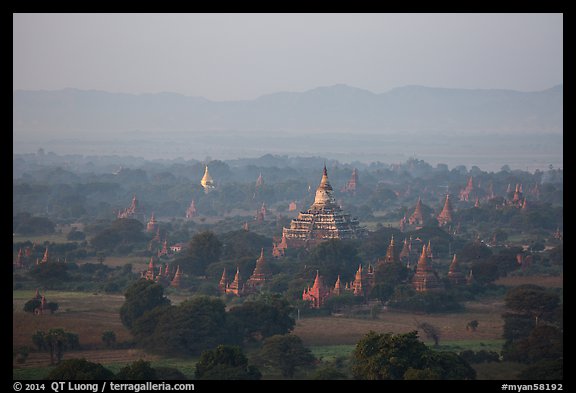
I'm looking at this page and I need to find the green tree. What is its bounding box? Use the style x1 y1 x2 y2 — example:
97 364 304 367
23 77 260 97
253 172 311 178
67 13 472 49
502 313 536 343
372 260 408 302
227 295 295 342
45 358 115 380
416 321 441 347
505 285 560 325
415 351 476 380
255 334 316 378
90 219 147 252
119 279 170 329
351 331 474 380
351 331 428 380
23 299 42 314
459 240 493 263
115 360 158 380
467 320 479 332
306 239 359 284
504 325 563 364
67 229 86 241
139 296 238 356
310 365 348 380
13 213 56 235
219 230 272 260
101 331 116 348
517 359 563 380
29 263 70 289
34 329 80 364
194 345 261 380
154 367 188 380
180 231 222 275
131 305 171 345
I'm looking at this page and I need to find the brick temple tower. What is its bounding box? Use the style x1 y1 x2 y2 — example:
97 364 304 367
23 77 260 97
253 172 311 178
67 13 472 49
437 194 454 227
282 166 366 249
302 271 332 309
411 244 443 292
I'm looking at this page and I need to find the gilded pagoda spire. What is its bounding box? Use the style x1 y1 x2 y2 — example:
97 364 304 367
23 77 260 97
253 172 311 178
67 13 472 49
200 165 215 192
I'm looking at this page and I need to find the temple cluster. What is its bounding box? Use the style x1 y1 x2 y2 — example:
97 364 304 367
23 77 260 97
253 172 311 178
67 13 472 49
218 248 272 296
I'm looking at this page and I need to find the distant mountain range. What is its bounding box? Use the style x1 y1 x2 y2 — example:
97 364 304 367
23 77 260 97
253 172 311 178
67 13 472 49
13 84 563 136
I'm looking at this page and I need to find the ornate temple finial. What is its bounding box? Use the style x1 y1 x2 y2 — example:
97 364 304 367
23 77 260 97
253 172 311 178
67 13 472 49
201 165 215 192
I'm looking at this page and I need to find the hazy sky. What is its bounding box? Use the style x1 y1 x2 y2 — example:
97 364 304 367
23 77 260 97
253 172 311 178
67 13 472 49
13 13 563 101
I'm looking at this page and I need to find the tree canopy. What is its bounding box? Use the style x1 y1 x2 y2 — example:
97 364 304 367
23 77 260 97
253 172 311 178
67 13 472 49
194 345 261 380
254 334 316 379
45 358 115 380
351 331 475 380
119 279 170 329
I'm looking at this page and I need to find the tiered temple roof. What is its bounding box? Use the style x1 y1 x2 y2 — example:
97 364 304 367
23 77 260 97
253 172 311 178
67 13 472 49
399 236 412 267
226 267 243 296
408 197 425 227
511 184 524 206
171 266 182 288
282 166 366 249
272 233 288 258
447 254 466 286
459 177 475 201
144 257 156 281
437 194 454 227
218 268 228 293
411 244 443 292
342 168 359 193
245 248 272 291
302 271 332 309
379 236 398 264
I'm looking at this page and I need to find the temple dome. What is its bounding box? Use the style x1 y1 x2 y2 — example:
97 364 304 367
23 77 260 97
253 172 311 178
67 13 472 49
310 165 337 210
